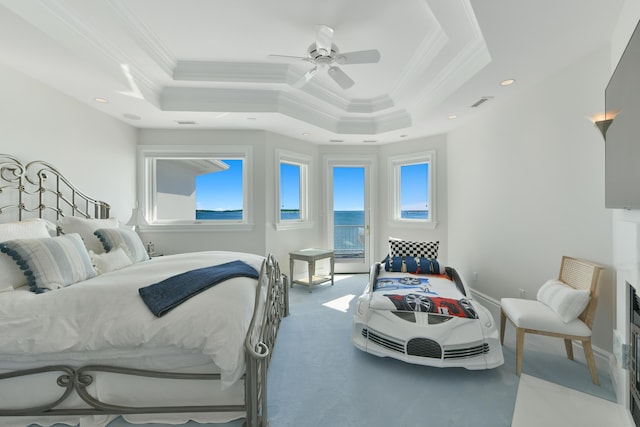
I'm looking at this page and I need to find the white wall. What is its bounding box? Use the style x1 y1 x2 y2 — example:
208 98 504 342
377 134 448 263
137 129 269 256
448 46 614 352
610 0 640 407
265 132 323 272
0 63 136 220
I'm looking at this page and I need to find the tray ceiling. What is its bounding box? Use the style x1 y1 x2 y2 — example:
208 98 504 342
0 0 625 144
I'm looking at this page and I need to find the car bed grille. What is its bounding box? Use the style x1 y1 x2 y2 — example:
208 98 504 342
361 328 490 360
361 328 405 353
443 343 490 359
407 338 442 358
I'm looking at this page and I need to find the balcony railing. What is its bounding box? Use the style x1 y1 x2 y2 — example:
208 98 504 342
334 224 364 258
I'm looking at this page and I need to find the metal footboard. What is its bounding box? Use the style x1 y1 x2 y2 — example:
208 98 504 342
0 254 288 427
0 155 288 426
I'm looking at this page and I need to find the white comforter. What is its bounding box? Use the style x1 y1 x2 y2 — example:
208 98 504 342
0 251 265 387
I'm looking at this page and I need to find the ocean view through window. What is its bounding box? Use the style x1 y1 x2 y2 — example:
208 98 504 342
195 159 244 220
389 150 435 225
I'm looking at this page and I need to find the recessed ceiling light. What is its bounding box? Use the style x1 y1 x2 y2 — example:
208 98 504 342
94 97 109 103
448 115 457 119
500 79 515 86
329 139 344 143
175 120 197 125
302 133 310 136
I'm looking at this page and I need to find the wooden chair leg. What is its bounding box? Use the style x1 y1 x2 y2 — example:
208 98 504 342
564 339 574 360
582 340 600 386
500 309 506 345
515 327 525 376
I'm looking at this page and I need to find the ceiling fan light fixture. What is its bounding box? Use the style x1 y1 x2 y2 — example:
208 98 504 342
269 24 379 90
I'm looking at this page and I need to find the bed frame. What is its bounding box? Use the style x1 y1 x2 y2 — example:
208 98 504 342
0 154 288 427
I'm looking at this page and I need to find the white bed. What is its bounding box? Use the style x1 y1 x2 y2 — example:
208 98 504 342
0 155 287 427
352 242 503 370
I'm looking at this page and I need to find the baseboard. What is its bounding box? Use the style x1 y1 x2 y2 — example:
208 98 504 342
469 288 613 371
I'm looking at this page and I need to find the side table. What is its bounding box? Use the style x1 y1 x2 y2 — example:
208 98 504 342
289 248 335 293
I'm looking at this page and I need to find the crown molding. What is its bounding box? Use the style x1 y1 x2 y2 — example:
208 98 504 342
160 86 411 135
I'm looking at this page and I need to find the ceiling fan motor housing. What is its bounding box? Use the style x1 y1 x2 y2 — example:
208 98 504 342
308 43 339 60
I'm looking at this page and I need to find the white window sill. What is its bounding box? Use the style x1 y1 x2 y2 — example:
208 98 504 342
275 220 315 231
139 222 255 232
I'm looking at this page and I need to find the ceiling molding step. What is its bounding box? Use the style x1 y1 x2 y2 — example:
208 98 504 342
412 36 491 112
347 95 395 113
335 110 412 135
160 87 280 112
288 73 395 114
173 61 290 83
160 86 410 136
107 0 177 77
3 0 163 94
388 8 448 100
277 93 341 133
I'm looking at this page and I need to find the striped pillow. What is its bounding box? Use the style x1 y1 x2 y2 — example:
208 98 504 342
0 233 96 293
94 228 149 264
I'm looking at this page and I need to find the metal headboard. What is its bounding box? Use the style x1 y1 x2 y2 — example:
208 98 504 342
0 154 110 222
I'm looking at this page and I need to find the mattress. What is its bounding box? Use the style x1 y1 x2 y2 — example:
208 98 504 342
0 251 267 427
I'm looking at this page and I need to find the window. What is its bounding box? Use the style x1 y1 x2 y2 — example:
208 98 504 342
280 162 300 220
389 151 436 227
276 150 310 230
139 145 253 231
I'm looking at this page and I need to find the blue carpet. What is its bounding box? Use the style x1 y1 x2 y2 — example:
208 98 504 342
266 274 616 427
39 274 616 427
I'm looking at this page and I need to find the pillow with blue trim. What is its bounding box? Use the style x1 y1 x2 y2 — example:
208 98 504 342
0 219 53 292
384 256 445 275
94 228 149 264
0 233 96 293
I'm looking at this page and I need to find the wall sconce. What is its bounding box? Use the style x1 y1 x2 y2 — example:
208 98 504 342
594 119 613 138
590 111 618 139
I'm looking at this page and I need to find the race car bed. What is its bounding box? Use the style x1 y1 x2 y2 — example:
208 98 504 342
352 250 503 370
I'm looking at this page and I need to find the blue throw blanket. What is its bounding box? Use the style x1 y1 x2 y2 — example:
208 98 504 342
139 260 259 317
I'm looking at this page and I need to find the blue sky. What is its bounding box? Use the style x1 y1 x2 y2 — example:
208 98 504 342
195 159 243 211
195 160 428 212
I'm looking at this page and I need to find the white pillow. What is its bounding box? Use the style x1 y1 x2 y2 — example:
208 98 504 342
94 228 149 264
0 233 96 293
536 279 590 323
57 216 119 254
90 247 133 274
0 219 52 290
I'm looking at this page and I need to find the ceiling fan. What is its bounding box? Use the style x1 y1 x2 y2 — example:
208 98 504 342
268 24 381 89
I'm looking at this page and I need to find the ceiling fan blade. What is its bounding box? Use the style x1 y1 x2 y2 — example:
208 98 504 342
315 24 334 56
335 49 381 65
327 66 354 89
267 54 310 61
292 66 318 88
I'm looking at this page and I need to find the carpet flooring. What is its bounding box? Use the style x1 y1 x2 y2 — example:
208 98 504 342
266 273 617 427
43 273 621 427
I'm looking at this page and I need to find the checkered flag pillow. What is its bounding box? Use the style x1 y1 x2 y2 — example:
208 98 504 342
389 239 439 259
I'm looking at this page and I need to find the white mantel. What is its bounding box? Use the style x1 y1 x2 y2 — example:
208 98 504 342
612 209 640 410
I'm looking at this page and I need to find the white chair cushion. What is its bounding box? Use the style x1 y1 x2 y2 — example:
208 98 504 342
536 279 590 323
501 298 591 337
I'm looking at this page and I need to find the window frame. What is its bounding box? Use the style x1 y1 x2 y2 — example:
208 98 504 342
275 149 312 230
138 145 254 232
388 150 436 228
